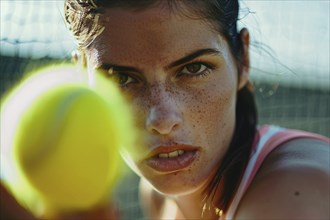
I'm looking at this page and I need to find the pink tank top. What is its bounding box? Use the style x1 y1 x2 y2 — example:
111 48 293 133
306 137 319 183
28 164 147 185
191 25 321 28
224 125 330 219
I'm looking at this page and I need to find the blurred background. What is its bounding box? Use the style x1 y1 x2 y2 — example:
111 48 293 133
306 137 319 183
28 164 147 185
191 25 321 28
1 0 329 219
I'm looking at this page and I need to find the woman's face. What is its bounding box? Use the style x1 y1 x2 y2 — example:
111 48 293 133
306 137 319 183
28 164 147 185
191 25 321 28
87 5 242 196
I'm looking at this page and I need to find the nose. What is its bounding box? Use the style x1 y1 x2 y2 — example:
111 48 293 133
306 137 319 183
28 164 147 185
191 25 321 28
145 93 183 135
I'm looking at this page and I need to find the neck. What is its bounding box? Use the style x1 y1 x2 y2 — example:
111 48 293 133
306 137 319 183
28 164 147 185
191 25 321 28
172 184 221 220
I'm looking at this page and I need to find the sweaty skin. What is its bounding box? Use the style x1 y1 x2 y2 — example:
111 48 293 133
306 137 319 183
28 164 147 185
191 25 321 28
83 4 329 220
86 5 248 219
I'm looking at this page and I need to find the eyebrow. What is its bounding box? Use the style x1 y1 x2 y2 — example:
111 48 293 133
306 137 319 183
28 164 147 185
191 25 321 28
98 48 221 73
98 63 142 74
166 48 221 69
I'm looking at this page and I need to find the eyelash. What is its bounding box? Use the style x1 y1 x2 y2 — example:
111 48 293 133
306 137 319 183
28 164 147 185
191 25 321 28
177 61 215 78
96 68 136 88
112 72 138 88
97 60 215 87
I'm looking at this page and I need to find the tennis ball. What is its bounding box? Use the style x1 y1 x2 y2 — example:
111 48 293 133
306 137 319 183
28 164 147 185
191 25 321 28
0 65 135 217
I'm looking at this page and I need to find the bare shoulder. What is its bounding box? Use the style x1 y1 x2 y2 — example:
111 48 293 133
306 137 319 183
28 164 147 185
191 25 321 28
235 137 330 220
139 178 165 219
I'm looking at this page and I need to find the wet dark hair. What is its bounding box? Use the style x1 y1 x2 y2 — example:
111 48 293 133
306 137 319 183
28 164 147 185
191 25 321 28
65 0 257 215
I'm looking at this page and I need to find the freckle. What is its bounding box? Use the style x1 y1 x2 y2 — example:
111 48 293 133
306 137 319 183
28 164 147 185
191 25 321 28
294 191 300 196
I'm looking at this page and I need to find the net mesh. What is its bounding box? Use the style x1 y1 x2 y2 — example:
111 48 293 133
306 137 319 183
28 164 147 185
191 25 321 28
0 1 329 219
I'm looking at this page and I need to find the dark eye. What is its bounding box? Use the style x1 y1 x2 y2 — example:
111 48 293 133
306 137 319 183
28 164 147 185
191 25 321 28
99 68 136 87
112 73 135 86
180 63 208 75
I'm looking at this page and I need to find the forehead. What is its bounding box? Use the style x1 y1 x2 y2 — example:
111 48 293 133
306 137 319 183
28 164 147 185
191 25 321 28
90 5 225 67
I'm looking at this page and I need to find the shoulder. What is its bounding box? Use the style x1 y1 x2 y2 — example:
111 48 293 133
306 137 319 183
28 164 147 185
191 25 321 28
0 182 35 220
139 178 165 219
235 137 330 219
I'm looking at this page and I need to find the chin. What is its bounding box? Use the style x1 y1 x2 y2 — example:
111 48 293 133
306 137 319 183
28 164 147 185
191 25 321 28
147 173 207 197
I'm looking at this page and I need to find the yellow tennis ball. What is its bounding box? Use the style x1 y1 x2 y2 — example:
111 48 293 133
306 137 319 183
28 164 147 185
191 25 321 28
16 85 120 210
0 65 135 217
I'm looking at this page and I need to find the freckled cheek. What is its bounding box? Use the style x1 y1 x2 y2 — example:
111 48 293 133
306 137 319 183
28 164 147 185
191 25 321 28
190 84 236 146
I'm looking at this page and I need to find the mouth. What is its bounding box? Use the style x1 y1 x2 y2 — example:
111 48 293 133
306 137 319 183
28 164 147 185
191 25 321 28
144 144 199 173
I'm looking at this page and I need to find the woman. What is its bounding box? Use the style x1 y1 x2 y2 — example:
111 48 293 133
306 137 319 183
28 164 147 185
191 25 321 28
1 0 328 219
63 0 329 219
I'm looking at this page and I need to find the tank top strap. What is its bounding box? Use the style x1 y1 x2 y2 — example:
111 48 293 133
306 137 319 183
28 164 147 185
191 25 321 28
224 125 330 220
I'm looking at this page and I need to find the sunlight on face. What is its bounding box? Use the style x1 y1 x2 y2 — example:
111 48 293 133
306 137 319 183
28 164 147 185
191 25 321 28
87 4 239 196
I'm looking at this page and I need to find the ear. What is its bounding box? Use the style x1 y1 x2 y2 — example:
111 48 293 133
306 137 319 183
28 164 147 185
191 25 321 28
237 28 250 91
71 50 87 67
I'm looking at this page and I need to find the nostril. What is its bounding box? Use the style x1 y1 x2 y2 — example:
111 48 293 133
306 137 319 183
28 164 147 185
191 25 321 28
146 107 182 135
